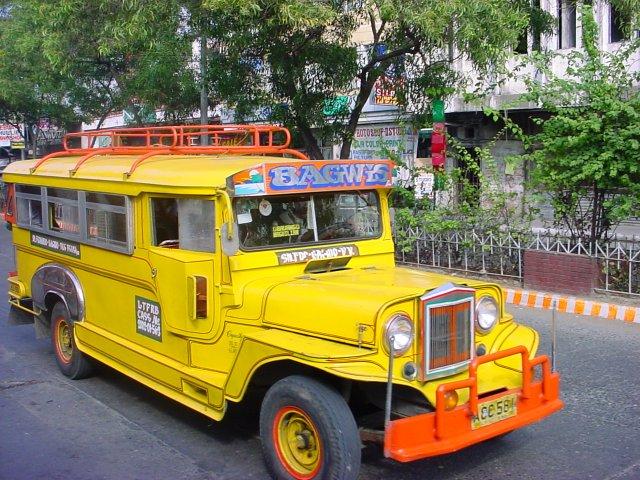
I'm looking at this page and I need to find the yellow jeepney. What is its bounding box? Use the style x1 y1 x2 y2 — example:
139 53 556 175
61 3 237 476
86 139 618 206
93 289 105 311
2 125 562 480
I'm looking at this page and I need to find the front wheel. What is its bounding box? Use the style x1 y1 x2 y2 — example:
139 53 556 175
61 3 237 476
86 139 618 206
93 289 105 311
260 375 361 480
51 301 93 379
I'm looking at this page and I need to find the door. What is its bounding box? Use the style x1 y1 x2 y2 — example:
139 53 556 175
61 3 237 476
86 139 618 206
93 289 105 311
147 196 218 336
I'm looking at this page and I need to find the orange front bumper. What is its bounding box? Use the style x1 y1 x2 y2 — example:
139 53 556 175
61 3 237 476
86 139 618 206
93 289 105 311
384 346 564 462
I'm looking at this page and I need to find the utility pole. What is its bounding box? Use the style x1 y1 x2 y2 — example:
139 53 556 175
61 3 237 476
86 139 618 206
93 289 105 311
200 33 209 146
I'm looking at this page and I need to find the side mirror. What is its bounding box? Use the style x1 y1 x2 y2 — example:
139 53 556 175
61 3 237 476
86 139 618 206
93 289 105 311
221 223 239 256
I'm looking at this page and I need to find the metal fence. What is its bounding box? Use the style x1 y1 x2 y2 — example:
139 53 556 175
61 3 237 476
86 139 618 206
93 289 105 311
393 228 640 296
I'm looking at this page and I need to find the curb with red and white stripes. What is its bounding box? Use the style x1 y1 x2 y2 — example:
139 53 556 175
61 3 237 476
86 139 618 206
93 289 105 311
505 288 640 324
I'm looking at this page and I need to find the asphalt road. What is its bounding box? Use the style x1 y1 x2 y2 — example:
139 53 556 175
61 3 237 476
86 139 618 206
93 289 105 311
1 225 639 480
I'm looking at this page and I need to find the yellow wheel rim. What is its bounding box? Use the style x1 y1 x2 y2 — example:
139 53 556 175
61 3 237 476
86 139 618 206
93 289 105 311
273 406 322 479
55 318 73 364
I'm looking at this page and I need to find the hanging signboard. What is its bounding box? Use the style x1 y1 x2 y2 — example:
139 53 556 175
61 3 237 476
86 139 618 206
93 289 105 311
0 124 22 147
350 124 416 168
414 173 435 199
373 76 398 105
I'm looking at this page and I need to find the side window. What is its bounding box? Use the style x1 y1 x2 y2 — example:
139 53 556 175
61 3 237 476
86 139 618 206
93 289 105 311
151 197 215 253
14 185 132 253
15 185 43 228
85 192 129 250
47 187 80 235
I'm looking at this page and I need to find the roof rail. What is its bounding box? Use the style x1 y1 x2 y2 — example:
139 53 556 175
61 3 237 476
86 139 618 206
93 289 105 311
29 124 309 175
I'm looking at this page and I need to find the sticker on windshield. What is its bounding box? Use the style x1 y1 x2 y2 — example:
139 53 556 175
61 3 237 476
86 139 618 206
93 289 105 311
237 212 252 224
277 244 359 265
259 199 272 216
273 224 301 238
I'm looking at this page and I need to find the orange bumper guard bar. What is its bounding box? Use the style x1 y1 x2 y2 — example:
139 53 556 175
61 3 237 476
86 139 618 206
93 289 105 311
384 345 563 462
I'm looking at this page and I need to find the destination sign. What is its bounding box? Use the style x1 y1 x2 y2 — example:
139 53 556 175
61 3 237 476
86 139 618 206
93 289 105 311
30 232 81 258
230 160 394 196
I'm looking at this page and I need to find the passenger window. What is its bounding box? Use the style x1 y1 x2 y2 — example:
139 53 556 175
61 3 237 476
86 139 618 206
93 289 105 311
47 188 80 235
16 185 43 228
85 192 128 248
151 198 215 253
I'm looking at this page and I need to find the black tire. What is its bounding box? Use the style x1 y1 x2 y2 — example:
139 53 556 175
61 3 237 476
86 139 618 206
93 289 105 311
260 375 361 480
50 301 93 379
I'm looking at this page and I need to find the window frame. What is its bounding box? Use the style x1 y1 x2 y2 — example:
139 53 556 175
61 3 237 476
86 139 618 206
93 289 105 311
557 0 577 50
235 190 383 252
15 184 133 254
15 185 45 230
149 195 217 253
84 194 132 253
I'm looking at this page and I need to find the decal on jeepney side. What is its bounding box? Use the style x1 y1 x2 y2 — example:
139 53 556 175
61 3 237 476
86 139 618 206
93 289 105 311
277 244 359 265
135 296 162 341
30 232 81 258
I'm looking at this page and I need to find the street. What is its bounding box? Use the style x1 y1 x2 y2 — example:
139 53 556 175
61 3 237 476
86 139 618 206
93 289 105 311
1 224 639 480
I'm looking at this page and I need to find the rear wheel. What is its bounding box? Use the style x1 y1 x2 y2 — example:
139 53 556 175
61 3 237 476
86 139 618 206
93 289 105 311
260 375 360 480
51 301 93 379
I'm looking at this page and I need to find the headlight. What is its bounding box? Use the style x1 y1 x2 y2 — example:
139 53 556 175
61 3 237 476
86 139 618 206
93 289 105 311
384 313 414 357
475 296 499 333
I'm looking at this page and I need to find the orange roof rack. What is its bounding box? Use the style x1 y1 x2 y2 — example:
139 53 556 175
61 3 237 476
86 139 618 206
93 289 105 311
29 124 309 176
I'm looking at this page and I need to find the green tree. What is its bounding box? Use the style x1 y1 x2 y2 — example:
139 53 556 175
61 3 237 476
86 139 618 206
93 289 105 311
202 0 543 159
0 3 77 157
0 0 200 131
520 2 640 244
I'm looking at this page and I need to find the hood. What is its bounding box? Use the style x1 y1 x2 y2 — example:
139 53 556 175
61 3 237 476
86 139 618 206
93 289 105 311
234 266 488 345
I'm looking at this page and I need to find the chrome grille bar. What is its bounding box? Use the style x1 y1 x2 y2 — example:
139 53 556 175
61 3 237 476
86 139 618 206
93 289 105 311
421 286 475 380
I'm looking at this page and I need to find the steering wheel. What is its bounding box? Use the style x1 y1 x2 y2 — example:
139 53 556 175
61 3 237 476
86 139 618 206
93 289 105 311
318 222 355 240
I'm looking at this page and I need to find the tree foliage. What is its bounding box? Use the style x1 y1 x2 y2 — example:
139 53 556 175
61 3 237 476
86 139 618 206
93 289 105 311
517 2 640 244
202 0 541 158
0 0 200 132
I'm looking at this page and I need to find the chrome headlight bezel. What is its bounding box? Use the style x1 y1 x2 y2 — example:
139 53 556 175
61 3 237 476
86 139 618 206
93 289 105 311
475 295 499 334
383 313 414 357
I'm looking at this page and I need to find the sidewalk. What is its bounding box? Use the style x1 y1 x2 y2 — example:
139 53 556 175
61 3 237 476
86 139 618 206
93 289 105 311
505 287 640 324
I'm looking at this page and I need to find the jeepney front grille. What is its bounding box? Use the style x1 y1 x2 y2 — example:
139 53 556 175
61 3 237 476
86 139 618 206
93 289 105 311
423 296 474 379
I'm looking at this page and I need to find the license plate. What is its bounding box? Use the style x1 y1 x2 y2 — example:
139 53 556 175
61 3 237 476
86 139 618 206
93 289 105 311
472 393 517 429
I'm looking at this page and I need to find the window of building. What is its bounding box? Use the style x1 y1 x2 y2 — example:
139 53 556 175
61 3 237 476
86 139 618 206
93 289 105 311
151 197 215 253
514 0 542 55
515 29 529 55
558 0 577 49
610 4 631 43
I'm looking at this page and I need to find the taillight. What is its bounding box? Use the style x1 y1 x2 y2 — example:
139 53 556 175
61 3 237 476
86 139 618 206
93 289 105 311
1 183 16 225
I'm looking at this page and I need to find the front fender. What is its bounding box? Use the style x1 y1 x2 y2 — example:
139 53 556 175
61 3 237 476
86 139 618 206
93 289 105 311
224 328 379 401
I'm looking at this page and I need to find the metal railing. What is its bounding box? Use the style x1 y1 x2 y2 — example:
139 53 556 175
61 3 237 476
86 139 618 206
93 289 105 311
394 227 640 296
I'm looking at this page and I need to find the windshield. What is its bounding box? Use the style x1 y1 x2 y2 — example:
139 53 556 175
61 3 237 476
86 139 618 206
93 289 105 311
235 191 381 249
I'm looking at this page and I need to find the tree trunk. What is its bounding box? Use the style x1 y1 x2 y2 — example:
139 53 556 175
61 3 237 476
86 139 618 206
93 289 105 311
20 124 27 160
298 123 324 159
29 124 38 159
339 74 378 159
89 110 113 147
